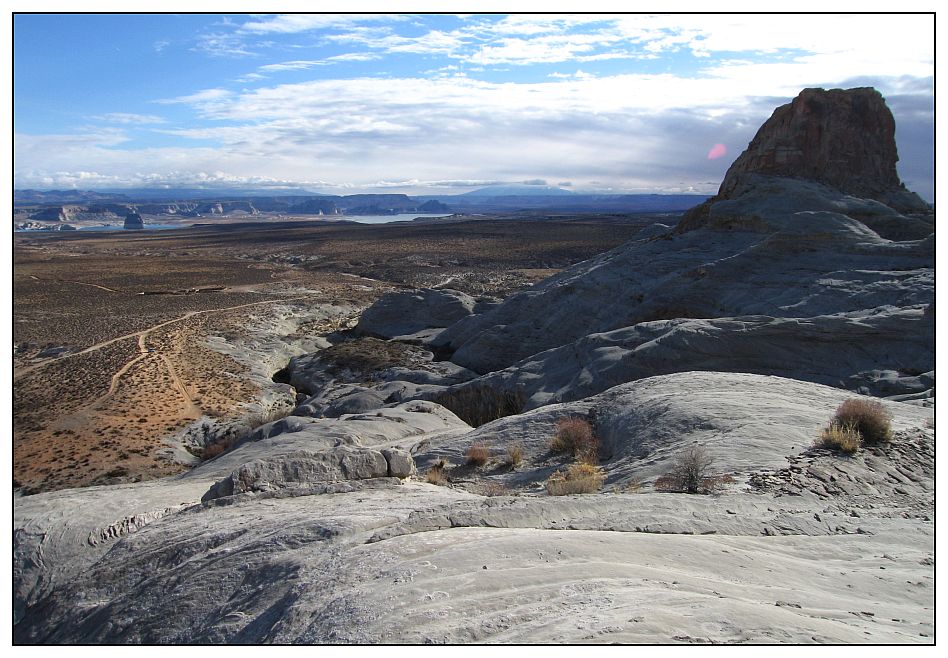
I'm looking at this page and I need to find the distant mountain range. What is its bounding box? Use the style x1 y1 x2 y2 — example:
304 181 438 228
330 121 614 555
455 184 576 197
14 187 711 217
418 192 709 213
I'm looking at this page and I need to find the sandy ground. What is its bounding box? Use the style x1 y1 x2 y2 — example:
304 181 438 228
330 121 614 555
14 217 644 493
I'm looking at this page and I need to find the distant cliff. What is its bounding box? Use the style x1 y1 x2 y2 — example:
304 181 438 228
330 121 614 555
13 193 453 222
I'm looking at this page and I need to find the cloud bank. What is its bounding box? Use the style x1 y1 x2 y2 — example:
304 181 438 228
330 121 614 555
13 14 934 199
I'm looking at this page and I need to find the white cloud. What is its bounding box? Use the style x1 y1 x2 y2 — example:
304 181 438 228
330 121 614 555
192 32 256 58
155 88 234 105
14 14 934 200
467 33 617 65
246 52 383 78
237 14 403 35
91 113 167 125
327 52 381 62
258 60 323 73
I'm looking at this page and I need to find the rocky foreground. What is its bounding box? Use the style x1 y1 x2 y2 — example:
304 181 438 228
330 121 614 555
13 372 935 643
13 87 934 644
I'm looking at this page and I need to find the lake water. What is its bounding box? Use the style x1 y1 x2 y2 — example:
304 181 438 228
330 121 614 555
15 214 453 232
348 213 452 224
14 223 185 233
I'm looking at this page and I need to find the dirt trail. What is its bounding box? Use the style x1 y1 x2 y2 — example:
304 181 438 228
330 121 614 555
158 354 201 419
14 296 310 380
24 274 120 293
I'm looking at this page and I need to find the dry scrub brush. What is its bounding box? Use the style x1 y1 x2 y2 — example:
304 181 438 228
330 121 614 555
464 443 491 467
832 398 892 445
550 416 599 464
814 398 893 455
816 422 861 454
655 445 719 494
546 462 606 495
425 459 448 485
504 443 524 468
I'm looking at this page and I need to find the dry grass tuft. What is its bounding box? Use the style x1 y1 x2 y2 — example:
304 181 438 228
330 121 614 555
465 443 491 467
425 459 448 485
550 417 599 463
546 462 606 496
504 443 524 469
816 422 861 454
833 398 892 445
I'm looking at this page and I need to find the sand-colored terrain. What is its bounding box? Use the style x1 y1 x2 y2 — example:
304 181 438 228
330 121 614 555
13 218 647 493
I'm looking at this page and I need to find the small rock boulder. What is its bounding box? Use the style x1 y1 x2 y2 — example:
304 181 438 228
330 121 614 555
356 288 476 339
340 449 389 480
201 446 390 501
382 448 416 478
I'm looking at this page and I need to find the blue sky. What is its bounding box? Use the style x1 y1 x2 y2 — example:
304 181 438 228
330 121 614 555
12 12 935 199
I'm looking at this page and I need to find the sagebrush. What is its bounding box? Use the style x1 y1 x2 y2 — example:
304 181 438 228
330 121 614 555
654 445 718 494
833 398 892 445
550 416 599 463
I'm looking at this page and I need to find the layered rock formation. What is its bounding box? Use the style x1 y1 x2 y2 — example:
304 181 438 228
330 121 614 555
430 87 933 387
729 88 905 195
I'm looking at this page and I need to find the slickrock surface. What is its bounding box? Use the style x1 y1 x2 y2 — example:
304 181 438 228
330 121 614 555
355 288 476 339
13 372 933 643
433 209 932 377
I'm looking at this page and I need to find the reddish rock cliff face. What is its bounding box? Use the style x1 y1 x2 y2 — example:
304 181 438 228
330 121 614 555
719 87 904 199
681 87 929 232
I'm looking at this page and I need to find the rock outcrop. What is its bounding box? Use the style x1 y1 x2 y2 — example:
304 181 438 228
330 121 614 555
432 87 933 379
681 87 930 232
355 288 477 339
729 88 908 196
123 212 144 230
200 446 395 501
445 307 934 412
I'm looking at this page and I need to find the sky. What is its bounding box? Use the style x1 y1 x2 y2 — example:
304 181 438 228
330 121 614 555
11 11 936 199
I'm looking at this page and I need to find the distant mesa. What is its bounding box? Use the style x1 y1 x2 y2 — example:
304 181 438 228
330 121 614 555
124 212 144 230
27 205 78 222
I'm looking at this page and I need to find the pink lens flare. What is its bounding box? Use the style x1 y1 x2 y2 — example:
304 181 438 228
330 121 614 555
707 143 727 160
